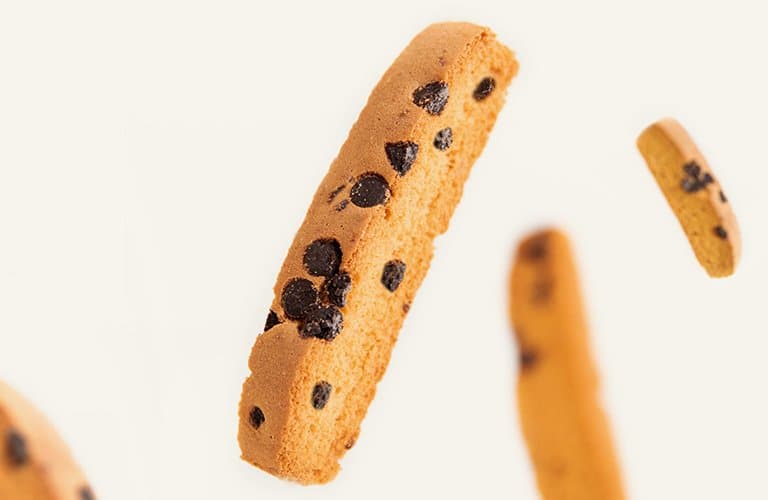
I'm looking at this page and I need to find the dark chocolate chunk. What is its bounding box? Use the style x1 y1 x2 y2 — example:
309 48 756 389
350 173 390 208
433 127 453 151
249 406 265 429
300 304 343 341
323 272 351 308
311 381 332 410
683 161 701 178
719 190 728 203
473 77 496 101
6 430 28 466
281 278 318 320
385 141 419 176
524 235 549 261
714 226 728 239
328 184 345 202
681 177 703 193
303 239 342 277
519 348 539 371
381 260 406 292
264 310 281 331
702 173 714 185
412 81 449 115
79 486 96 500
335 199 349 211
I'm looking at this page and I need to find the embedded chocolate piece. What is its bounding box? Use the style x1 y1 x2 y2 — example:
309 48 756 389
303 239 342 277
249 407 265 429
402 302 411 313
519 348 539 371
720 190 728 203
381 260 406 292
335 199 349 212
524 235 549 261
385 141 419 176
714 226 728 239
6 430 28 466
350 174 390 208
412 81 449 115
265 310 281 331
433 127 453 151
680 161 714 193
683 161 701 178
328 184 345 202
311 382 332 410
473 77 496 101
281 278 319 320
300 304 343 341
323 272 351 308
79 486 96 500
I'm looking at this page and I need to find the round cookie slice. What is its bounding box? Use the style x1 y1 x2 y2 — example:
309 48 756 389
238 22 519 484
509 229 625 500
637 118 741 277
0 381 95 500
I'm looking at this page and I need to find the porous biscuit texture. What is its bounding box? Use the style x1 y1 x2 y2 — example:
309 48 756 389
0 381 94 500
637 118 741 277
510 229 625 500
238 22 518 484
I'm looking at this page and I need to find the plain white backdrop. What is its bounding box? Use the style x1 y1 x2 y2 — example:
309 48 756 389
0 1 766 498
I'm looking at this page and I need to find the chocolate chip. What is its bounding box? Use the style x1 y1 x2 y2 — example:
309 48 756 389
249 406 265 429
473 77 496 101
683 161 701 178
6 430 28 466
350 173 390 208
311 381 332 410
264 310 281 331
79 486 96 500
300 304 343 341
335 199 349 211
519 349 539 371
323 272 351 307
524 235 549 261
681 177 703 193
720 190 728 203
714 226 728 239
328 184 345 202
281 278 318 320
385 141 419 176
303 239 342 277
433 128 453 151
702 173 714 185
412 81 449 115
381 260 406 292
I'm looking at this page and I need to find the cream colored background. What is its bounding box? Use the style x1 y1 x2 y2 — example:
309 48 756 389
1 1 766 498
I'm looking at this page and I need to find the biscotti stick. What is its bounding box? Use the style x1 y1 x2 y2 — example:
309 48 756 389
637 118 741 277
0 381 95 500
238 22 518 484
510 229 625 500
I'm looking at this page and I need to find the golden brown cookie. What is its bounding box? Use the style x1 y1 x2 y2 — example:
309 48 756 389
0 381 94 500
637 118 740 277
238 22 518 484
509 229 625 500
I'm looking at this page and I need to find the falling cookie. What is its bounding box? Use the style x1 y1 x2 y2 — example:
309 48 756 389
637 118 741 277
509 229 625 500
0 380 95 500
238 22 518 484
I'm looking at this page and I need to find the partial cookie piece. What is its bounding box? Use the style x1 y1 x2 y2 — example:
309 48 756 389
0 381 95 500
637 118 740 277
509 229 625 500
238 22 518 484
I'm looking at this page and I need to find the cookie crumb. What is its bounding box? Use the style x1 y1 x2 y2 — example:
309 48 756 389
335 199 349 211
402 302 411 313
